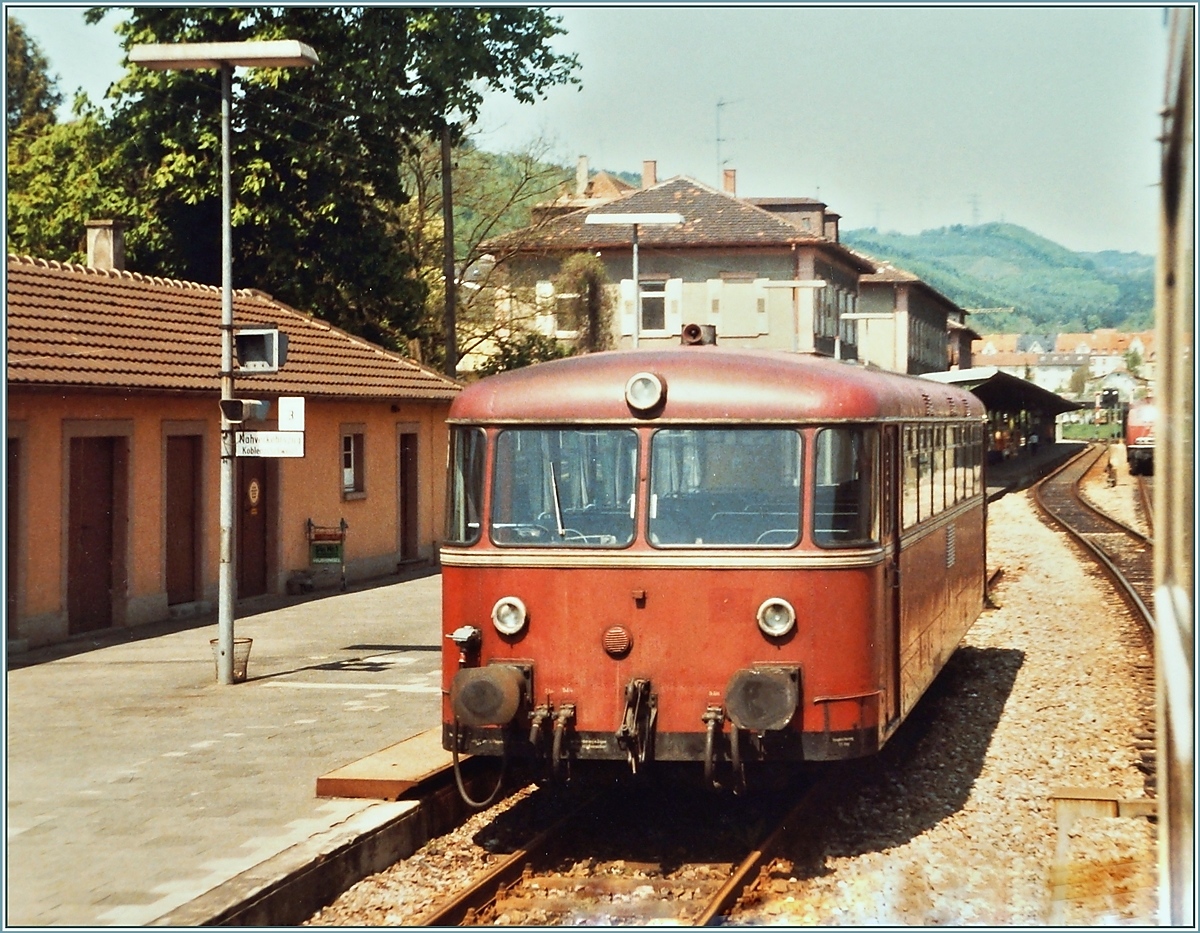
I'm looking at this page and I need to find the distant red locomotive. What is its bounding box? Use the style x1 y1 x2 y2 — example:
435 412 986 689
1124 400 1157 476
441 343 988 802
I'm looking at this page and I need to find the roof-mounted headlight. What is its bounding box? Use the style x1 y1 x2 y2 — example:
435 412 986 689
491 596 528 636
756 597 796 637
625 371 666 413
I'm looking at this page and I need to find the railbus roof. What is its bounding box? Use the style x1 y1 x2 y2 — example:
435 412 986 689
450 347 986 424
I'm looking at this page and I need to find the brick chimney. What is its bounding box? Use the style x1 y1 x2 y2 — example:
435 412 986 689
575 155 589 196
723 168 736 195
85 219 127 271
642 160 657 189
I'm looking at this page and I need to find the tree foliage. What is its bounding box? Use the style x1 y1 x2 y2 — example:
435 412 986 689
396 133 572 368
6 102 136 261
473 332 572 378
555 252 613 353
6 17 62 136
6 7 579 352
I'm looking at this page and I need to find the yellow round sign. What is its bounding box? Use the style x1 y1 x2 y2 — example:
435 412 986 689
248 479 261 506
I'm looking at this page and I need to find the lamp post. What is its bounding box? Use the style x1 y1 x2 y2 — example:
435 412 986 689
585 212 683 347
130 40 318 684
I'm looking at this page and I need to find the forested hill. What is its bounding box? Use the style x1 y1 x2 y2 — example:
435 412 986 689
841 223 1154 333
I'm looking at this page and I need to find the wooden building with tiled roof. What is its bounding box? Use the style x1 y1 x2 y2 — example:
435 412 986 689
482 171 875 358
6 247 460 649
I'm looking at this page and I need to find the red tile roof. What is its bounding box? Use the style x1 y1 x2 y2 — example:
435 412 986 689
6 255 460 400
485 176 875 271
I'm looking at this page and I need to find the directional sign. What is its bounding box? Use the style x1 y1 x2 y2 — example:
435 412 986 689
236 430 305 458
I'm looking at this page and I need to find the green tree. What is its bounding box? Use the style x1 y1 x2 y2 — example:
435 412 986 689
1124 347 1143 376
1068 363 1089 397
555 252 613 353
395 132 572 368
473 332 572 378
6 17 62 136
17 7 579 350
6 102 135 261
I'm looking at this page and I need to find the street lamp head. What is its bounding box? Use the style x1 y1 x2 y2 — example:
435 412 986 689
129 40 318 71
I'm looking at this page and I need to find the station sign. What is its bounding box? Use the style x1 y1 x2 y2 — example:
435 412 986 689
236 430 305 458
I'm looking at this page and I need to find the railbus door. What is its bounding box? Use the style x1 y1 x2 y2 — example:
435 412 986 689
881 424 902 728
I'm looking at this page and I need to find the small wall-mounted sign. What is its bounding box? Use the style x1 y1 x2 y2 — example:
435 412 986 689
309 540 344 563
278 397 305 431
236 430 305 458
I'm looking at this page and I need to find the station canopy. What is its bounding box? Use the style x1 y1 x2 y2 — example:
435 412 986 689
922 367 1086 417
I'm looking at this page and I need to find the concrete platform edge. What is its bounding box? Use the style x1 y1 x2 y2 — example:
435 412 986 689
150 800 420 927
151 769 493 926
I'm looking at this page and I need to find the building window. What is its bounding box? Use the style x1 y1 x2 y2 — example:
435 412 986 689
640 280 667 332
342 429 365 497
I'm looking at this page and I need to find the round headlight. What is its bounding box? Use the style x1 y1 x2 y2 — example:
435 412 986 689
491 596 528 636
756 597 796 637
625 372 666 412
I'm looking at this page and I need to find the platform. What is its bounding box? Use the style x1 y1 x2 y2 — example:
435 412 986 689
5 568 444 927
316 727 457 800
985 440 1086 501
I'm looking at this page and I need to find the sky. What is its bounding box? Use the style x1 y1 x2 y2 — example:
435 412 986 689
8 4 1171 255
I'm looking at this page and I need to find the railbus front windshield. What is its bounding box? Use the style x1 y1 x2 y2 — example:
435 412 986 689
491 428 639 547
649 428 804 547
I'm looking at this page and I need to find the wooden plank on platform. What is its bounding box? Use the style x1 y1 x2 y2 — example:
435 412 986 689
316 727 459 800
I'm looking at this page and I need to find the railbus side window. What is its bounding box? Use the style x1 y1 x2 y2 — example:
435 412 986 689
490 429 638 547
648 428 802 547
902 425 919 529
919 426 933 522
813 427 879 547
446 427 485 545
969 424 977 496
951 425 960 501
931 426 944 514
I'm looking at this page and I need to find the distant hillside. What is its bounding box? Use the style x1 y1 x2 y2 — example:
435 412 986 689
842 223 1154 333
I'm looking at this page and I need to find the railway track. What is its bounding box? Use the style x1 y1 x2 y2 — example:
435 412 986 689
1033 444 1154 644
415 771 848 926
1032 443 1157 794
1135 474 1154 537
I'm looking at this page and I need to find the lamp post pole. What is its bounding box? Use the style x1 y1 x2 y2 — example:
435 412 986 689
218 61 236 684
130 40 318 683
584 212 683 348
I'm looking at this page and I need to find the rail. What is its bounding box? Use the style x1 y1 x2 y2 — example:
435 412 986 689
1032 444 1154 645
415 773 846 926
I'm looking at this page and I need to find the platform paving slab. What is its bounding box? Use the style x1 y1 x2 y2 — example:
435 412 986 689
5 572 443 927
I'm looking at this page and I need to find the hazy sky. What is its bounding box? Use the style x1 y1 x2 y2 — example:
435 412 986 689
10 5 1170 255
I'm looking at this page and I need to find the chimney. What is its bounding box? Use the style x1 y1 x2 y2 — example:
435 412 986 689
642 160 657 189
85 219 127 272
575 155 589 196
723 168 736 195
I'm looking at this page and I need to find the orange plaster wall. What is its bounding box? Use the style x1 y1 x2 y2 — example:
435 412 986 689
6 389 452 648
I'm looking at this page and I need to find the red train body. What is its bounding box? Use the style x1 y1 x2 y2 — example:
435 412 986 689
441 346 987 792
1124 400 1157 475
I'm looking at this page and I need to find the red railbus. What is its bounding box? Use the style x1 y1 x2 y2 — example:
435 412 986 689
441 345 988 802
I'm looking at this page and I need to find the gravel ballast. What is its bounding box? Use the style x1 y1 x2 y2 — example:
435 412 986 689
742 481 1157 925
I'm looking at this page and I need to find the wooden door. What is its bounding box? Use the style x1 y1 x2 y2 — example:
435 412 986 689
399 433 419 561
165 435 200 605
237 456 268 597
68 436 116 633
7 437 19 637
